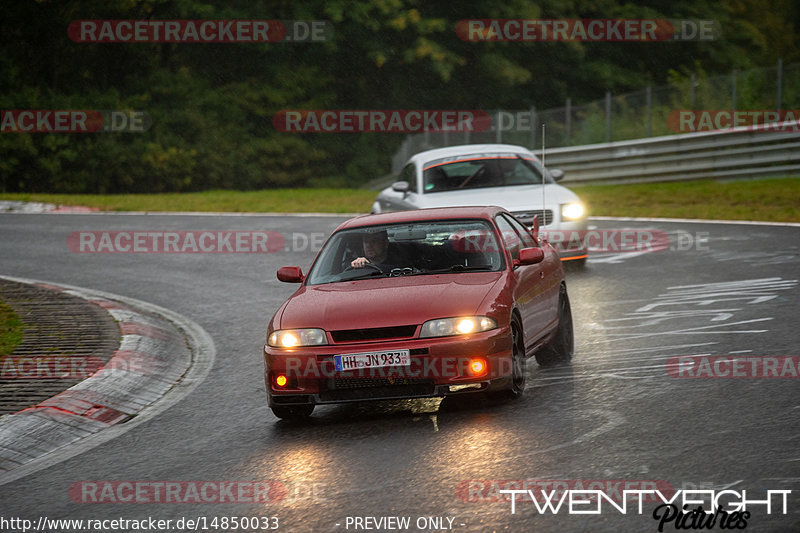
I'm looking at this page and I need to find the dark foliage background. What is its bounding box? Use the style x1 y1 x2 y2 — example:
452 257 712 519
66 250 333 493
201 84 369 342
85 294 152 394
1 0 797 193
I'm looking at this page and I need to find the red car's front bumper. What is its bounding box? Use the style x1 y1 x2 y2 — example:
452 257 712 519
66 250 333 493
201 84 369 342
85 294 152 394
264 326 513 406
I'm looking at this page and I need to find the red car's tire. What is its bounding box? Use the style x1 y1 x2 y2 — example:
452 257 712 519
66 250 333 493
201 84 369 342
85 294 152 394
490 318 526 400
508 319 526 398
535 284 574 367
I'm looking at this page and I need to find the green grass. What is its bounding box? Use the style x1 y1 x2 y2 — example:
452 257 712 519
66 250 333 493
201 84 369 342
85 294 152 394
0 189 377 214
1 177 798 222
571 177 800 222
0 299 24 356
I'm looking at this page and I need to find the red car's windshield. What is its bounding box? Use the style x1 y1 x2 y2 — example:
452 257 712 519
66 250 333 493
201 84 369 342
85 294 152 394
306 219 505 285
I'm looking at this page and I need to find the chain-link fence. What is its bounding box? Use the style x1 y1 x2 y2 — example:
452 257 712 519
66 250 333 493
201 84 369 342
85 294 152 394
391 60 798 174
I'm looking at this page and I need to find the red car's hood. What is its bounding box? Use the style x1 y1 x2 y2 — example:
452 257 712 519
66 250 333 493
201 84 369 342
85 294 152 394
278 272 504 331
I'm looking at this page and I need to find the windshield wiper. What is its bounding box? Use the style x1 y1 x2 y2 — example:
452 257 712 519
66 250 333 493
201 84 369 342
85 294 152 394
340 270 389 281
319 265 494 283
422 264 495 274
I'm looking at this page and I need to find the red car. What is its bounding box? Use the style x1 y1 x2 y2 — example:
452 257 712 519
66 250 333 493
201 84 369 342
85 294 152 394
263 206 573 420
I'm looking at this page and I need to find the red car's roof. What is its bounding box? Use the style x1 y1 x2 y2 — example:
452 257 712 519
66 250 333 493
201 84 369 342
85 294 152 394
335 206 506 232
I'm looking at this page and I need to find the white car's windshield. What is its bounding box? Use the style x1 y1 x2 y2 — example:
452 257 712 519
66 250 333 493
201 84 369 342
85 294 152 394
306 219 505 285
422 154 553 193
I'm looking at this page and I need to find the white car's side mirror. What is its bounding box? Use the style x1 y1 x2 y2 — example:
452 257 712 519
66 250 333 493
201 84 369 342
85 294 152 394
549 169 565 181
391 181 410 195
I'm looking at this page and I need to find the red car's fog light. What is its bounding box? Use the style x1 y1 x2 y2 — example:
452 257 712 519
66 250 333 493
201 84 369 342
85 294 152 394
273 372 297 389
468 357 488 377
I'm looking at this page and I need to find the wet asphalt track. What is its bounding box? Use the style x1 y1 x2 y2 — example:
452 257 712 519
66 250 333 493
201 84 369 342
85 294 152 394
0 213 798 533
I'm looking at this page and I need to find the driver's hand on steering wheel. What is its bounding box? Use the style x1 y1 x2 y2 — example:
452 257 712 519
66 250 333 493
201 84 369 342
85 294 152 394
350 257 370 268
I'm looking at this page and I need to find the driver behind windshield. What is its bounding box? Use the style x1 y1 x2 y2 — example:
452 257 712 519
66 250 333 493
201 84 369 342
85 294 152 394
350 230 404 270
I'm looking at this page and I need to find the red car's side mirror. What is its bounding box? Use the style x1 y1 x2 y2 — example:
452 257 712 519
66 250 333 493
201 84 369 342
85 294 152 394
517 247 545 266
277 266 304 283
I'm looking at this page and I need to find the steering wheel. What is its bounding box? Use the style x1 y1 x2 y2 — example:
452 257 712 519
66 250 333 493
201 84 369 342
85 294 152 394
344 262 384 273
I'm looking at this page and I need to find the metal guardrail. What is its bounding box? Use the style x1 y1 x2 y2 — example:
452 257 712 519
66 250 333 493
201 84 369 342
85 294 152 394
374 121 800 190
532 120 800 186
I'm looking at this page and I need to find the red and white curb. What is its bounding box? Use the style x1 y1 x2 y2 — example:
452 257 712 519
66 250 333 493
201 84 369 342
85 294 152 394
0 275 215 486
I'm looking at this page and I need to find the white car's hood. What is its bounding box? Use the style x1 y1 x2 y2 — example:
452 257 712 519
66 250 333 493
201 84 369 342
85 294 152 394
410 183 579 211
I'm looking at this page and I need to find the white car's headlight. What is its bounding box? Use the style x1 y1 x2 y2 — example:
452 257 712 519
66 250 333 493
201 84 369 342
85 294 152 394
268 328 327 348
561 202 585 220
420 316 497 338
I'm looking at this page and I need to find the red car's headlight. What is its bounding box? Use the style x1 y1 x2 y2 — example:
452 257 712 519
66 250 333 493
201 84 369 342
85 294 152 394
419 316 496 338
268 328 327 348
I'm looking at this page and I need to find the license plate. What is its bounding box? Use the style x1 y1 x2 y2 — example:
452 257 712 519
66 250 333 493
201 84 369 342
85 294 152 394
334 350 411 371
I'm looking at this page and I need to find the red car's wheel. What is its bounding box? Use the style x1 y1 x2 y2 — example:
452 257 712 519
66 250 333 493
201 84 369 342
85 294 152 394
535 284 574 367
492 318 525 400
508 319 526 397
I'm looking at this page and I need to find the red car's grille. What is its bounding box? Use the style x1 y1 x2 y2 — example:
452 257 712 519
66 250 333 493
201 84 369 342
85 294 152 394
331 376 431 390
319 382 435 402
330 325 417 343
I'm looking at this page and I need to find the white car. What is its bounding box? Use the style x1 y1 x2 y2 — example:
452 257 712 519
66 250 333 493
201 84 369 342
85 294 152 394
373 144 588 262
